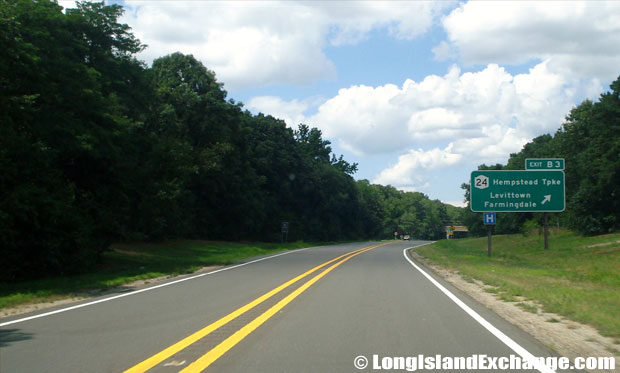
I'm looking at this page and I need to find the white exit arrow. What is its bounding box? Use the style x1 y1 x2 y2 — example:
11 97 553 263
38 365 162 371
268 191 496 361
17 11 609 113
541 195 551 205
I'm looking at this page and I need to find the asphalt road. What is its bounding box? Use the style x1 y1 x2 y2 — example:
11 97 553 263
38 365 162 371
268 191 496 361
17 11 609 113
0 241 576 372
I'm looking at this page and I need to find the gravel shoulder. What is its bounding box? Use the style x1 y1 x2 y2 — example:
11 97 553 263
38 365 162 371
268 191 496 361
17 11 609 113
0 265 222 319
410 250 619 373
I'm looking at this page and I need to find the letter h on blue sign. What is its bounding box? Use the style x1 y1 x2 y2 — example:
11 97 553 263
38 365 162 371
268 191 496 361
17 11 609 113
484 213 496 225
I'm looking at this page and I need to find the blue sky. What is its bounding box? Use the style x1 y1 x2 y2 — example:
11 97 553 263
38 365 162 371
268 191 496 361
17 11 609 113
235 21 454 100
61 1 620 206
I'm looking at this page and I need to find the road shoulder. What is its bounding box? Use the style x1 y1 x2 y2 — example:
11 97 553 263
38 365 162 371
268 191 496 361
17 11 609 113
408 249 619 373
0 265 222 319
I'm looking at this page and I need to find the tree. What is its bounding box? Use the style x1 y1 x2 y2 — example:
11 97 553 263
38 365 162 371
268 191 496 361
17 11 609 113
556 79 620 234
0 0 149 280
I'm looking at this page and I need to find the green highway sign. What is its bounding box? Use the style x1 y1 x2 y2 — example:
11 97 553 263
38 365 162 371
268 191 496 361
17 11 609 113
471 170 565 212
525 158 565 170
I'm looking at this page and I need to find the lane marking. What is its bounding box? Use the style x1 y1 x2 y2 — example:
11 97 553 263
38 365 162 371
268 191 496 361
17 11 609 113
0 246 325 327
180 243 386 372
402 246 555 373
124 243 388 373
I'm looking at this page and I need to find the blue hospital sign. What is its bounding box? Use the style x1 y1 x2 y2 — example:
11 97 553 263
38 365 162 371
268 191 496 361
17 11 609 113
484 212 496 225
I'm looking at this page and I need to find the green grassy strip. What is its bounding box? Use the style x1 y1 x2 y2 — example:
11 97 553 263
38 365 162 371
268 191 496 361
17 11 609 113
415 229 620 339
0 240 319 309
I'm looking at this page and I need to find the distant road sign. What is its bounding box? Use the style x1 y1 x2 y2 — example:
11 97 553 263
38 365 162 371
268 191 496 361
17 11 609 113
281 222 289 233
483 212 496 225
471 170 565 212
525 158 565 170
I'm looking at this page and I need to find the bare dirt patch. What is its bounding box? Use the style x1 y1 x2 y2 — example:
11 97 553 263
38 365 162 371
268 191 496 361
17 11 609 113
410 251 619 373
0 265 222 319
582 240 620 249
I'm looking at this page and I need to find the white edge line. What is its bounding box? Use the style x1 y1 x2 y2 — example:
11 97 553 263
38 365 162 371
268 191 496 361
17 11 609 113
0 246 314 327
402 245 555 373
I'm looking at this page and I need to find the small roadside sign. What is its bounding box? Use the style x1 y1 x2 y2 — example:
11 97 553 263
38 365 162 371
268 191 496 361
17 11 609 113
483 212 496 225
525 158 565 170
281 222 289 243
445 226 454 240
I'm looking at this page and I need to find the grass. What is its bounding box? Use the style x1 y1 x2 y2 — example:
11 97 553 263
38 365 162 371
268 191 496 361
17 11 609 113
607 347 620 354
416 229 620 339
0 240 317 309
516 302 538 314
498 293 519 302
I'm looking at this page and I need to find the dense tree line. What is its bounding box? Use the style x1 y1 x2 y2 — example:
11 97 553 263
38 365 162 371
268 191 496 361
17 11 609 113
1 0 450 282
461 78 620 236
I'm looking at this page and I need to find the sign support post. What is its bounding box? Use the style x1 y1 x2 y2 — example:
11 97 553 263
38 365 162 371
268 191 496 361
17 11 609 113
281 222 289 244
487 226 492 257
544 212 549 250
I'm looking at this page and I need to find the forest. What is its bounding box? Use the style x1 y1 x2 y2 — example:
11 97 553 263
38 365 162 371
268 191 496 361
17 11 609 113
1 0 452 281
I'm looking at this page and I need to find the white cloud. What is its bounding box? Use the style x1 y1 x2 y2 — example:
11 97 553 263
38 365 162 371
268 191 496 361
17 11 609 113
249 60 592 191
431 40 457 61
443 200 467 208
310 83 411 155
303 62 575 157
452 125 529 162
323 1 451 45
246 96 309 127
57 1 76 10
121 1 448 91
122 1 334 90
372 145 462 191
439 1 620 81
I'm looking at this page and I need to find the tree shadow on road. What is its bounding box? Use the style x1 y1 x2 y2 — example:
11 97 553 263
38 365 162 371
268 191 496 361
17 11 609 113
0 328 33 347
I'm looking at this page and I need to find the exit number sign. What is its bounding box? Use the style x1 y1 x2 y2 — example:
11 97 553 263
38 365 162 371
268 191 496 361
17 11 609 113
525 158 565 170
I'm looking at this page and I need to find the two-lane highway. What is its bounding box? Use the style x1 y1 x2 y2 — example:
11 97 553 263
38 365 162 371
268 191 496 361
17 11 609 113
1 241 571 372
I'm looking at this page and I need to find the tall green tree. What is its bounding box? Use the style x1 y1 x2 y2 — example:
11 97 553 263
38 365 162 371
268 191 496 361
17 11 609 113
0 0 148 280
556 79 620 234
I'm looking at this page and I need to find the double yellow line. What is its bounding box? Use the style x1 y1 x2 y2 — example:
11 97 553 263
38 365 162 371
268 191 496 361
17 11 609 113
125 242 389 373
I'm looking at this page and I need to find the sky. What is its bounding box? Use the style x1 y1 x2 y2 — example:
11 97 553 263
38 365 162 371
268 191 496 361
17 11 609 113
61 1 620 206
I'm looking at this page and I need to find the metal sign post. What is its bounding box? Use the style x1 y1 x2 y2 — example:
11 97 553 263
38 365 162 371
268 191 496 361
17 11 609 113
281 222 289 243
525 158 565 250
487 227 492 258
544 212 549 250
